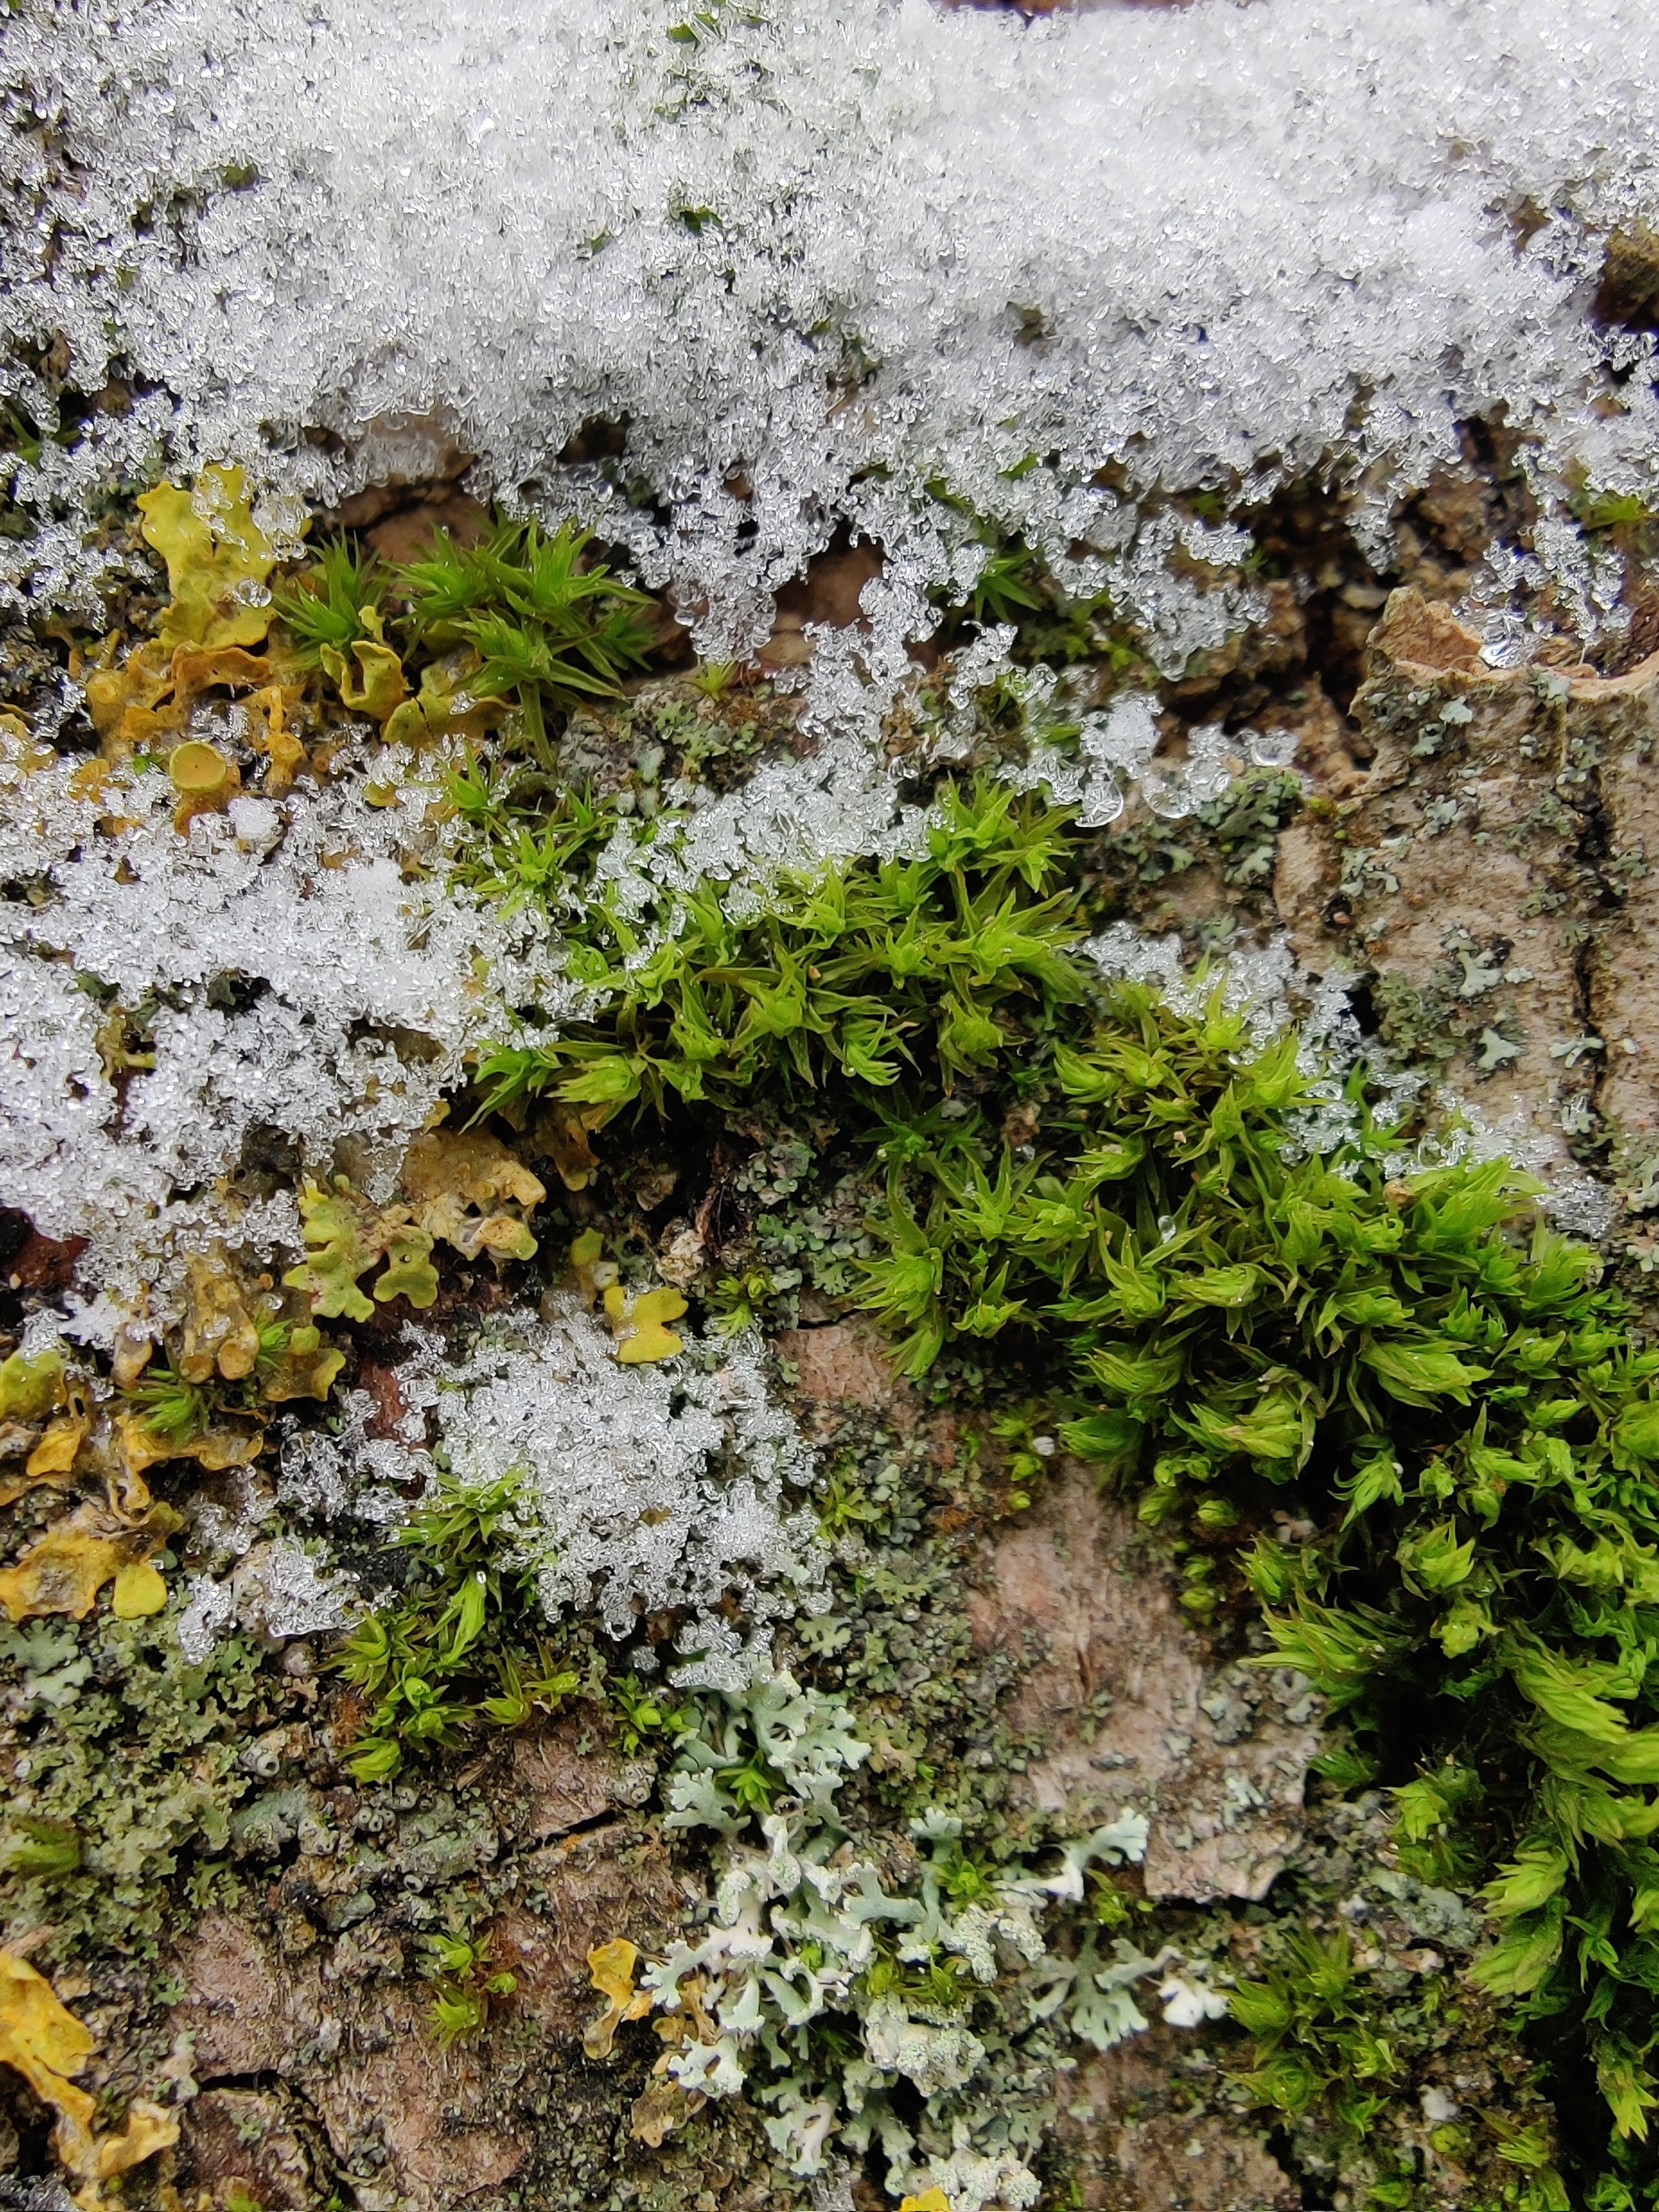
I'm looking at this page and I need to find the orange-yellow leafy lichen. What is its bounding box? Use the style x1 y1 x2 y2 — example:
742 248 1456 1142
0 1947 180 2193
85 631 309 782
0 1346 66 1421
0 1360 85 1507
320 606 409 722
399 1128 545 1261
247 682 307 791
115 1410 262 1488
582 1939 653 2061
135 466 277 653
285 1140 545 1319
24 1416 87 1480
168 738 241 831
258 1323 346 1404
629 2075 704 2147
0 1467 63 1511
283 1178 382 1321
177 1249 262 1383
535 1103 601 1191
110 1558 168 1619
0 1503 160 1624
603 1283 688 1364
110 1325 152 1394
82 639 174 748
382 650 507 749
373 1227 440 1309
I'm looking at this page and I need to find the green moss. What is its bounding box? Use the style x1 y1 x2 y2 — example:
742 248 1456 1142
335 1468 586 1780
922 509 1143 674
435 766 1659 2197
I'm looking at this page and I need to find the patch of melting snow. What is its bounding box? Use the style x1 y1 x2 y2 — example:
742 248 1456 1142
0 726 569 1316
2 0 1657 684
176 1305 827 1677
399 1305 830 1690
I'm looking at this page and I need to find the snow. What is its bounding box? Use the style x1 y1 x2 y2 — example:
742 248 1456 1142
0 723 568 1312
373 1308 829 1689
0 0 1644 1298
3 0 1657 682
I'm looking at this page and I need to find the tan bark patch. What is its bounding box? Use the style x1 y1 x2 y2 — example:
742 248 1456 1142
971 1466 1320 1901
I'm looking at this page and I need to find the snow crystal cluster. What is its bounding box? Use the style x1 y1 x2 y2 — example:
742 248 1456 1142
177 1533 360 1664
0 723 569 1314
4 0 1658 692
169 1305 828 1677
393 1306 827 1690
593 731 932 927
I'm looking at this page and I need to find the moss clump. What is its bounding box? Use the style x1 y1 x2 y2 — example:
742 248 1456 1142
438 765 1659 2204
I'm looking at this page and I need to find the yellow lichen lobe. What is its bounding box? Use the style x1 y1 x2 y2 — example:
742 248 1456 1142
603 1283 688 1364
0 1345 66 1421
177 1248 262 1383
0 1502 172 1624
582 1938 653 2061
136 463 277 652
168 738 241 831
320 603 409 722
0 1947 179 2195
399 1127 545 1261
24 1414 88 1480
110 1558 168 1619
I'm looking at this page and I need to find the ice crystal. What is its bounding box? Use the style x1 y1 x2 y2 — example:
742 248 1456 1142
0 726 566 1310
4 0 1657 680
596 731 931 927
396 1306 828 1688
177 1536 357 1660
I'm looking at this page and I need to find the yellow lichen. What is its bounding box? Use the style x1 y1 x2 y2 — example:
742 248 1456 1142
135 465 277 652
83 632 310 782
115 1410 263 1490
247 681 307 791
24 1414 88 1480
535 1102 601 1192
320 604 409 721
110 1558 168 1619
0 1947 179 2195
399 1128 545 1261
0 1468 64 1511
382 650 507 749
0 1346 66 1421
629 2075 705 2148
373 1227 441 1309
0 1366 88 1507
569 1229 619 1309
176 1249 264 1383
0 1502 173 1625
626 1980 719 2145
92 1003 156 1083
283 1178 382 1321
81 638 175 750
899 2193 953 2212
603 1283 688 1365
582 1938 654 2061
258 1323 347 1404
168 738 241 832
110 1324 152 1394
284 1139 544 1319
